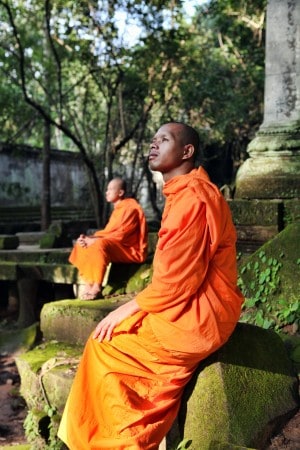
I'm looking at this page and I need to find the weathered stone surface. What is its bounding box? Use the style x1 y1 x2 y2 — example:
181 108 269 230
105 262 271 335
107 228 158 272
0 247 71 264
0 234 19 249
235 153 300 199
0 322 38 354
228 199 282 226
15 342 82 412
235 0 300 200
0 261 17 280
103 262 153 296
177 323 299 450
239 222 300 306
283 199 300 226
40 296 130 345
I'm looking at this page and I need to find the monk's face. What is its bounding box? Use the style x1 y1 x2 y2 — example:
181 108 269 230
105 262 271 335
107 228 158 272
149 123 190 180
105 179 124 203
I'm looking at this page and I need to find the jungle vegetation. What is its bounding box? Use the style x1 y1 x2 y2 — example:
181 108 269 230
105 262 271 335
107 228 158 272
0 0 267 227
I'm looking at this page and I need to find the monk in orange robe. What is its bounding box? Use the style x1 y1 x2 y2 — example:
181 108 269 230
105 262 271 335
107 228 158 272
58 122 244 449
69 177 148 300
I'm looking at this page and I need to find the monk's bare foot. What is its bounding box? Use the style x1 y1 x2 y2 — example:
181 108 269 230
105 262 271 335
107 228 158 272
80 291 103 300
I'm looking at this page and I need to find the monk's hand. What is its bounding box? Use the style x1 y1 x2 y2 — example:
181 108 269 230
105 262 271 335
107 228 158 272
93 299 141 342
77 234 94 248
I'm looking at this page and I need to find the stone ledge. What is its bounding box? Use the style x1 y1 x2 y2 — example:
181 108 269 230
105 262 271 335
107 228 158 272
40 296 130 345
0 234 19 250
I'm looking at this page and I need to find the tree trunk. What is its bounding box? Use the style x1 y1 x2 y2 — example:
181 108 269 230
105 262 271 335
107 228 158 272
41 120 51 230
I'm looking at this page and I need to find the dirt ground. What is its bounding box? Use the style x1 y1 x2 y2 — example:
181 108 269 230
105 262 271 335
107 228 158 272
0 352 28 447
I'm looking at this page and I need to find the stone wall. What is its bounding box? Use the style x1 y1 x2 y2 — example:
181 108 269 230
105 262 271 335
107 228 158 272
0 143 91 208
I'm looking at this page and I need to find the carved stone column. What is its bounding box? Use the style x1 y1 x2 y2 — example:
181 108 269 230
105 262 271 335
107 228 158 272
235 0 300 199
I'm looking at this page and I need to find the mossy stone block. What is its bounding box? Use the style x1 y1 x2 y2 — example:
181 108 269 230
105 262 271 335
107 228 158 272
178 323 299 450
0 261 17 280
15 341 82 411
40 296 130 345
228 199 282 226
239 222 300 306
0 234 19 249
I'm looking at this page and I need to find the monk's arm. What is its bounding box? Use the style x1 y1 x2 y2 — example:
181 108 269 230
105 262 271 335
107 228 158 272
93 299 141 342
136 195 213 312
95 208 139 241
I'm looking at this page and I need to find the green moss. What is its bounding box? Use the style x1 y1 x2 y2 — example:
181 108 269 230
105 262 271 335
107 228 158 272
229 199 281 226
0 446 31 450
179 324 298 450
16 341 81 374
239 223 300 331
126 264 153 293
39 233 57 249
0 322 38 353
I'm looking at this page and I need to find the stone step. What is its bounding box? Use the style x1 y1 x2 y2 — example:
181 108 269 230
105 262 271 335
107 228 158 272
16 231 47 245
40 296 130 345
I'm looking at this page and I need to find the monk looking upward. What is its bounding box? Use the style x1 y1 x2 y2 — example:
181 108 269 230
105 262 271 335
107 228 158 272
69 177 148 300
58 122 243 449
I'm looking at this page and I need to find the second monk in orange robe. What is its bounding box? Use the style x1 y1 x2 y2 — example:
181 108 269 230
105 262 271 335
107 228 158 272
69 177 148 299
58 122 244 449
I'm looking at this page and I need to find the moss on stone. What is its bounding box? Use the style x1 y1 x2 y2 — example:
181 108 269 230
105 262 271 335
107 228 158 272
228 199 281 226
0 446 31 450
125 264 153 293
178 323 298 450
239 223 300 330
0 323 38 353
39 233 57 249
0 261 17 280
40 297 130 345
15 341 82 410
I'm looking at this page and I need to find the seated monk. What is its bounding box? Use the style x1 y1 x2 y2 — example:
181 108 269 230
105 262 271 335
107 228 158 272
69 177 148 300
58 122 243 449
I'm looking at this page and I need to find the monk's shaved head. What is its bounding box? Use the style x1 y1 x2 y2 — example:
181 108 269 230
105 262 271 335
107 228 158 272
163 122 200 162
110 177 126 193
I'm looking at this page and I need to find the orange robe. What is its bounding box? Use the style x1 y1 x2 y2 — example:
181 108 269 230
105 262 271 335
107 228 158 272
58 167 243 449
69 198 148 284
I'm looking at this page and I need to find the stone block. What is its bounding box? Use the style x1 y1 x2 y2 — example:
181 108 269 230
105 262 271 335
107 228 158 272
177 323 299 450
40 296 130 345
0 261 17 280
239 222 300 310
102 262 153 296
15 341 82 412
0 234 19 249
228 199 282 227
283 199 300 226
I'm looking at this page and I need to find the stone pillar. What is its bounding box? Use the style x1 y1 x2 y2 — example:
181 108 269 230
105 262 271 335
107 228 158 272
235 0 300 199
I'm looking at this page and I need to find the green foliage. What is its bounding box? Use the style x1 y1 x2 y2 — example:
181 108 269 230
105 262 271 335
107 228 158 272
238 251 300 332
24 405 63 450
176 438 192 449
0 0 266 215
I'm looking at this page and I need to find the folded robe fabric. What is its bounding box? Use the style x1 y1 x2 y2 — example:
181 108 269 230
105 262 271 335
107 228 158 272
69 197 148 284
58 167 244 450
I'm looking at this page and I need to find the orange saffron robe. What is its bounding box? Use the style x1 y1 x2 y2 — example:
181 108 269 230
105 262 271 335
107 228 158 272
69 198 148 284
58 167 243 450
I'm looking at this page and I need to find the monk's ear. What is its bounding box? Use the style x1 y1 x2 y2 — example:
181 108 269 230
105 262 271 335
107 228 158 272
119 189 125 198
182 144 194 160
